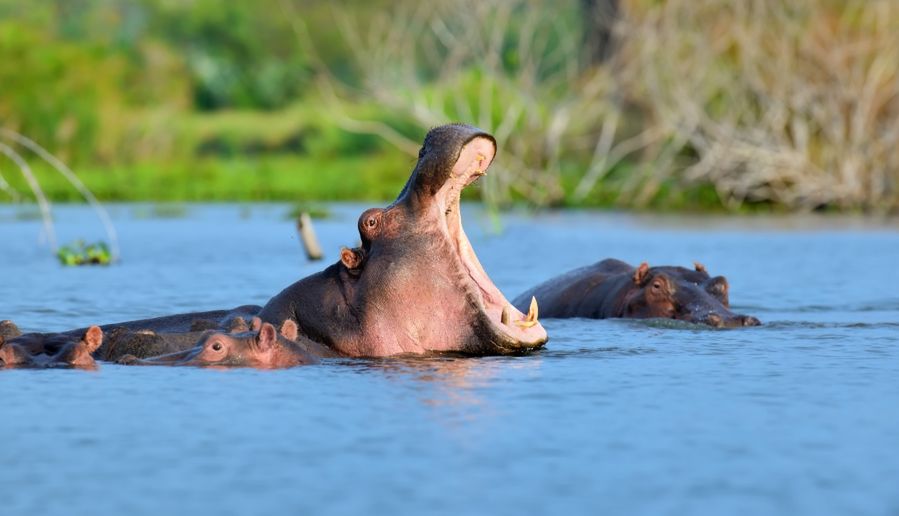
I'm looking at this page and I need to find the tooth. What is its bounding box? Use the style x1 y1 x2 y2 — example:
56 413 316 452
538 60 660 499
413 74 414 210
515 297 539 328
475 154 487 175
501 305 511 325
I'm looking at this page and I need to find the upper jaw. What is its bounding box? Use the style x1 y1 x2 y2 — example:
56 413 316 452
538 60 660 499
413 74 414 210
399 130 497 209
387 125 547 353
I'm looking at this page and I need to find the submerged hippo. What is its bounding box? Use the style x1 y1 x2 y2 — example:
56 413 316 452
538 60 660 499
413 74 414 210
258 123 547 355
513 259 760 328
119 318 332 368
95 316 257 362
0 326 103 369
5 307 263 359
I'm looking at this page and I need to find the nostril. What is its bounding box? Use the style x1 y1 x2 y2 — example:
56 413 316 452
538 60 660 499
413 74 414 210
741 315 761 327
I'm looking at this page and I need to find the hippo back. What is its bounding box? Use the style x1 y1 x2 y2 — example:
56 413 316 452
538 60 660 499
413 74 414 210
512 259 634 318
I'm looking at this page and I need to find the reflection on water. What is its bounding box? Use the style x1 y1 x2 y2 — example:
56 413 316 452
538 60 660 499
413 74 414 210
342 355 545 429
1 204 898 516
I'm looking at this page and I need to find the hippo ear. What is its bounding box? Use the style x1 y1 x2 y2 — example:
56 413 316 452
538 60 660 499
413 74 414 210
250 317 263 332
694 262 707 273
279 319 299 341
256 323 278 352
706 276 730 306
82 326 103 353
633 262 650 285
340 247 364 271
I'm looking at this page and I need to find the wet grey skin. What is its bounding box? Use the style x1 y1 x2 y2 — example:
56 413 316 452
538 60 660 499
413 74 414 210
513 258 761 328
118 320 336 368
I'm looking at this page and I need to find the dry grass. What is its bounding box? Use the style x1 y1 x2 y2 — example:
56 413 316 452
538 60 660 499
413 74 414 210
309 0 899 212
617 0 899 211
287 0 629 206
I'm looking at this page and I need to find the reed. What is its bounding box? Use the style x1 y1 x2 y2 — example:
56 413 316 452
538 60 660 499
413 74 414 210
613 0 899 211
0 141 56 249
0 129 119 259
310 0 899 212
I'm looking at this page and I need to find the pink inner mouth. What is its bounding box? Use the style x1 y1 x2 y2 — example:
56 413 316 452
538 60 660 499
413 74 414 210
436 139 547 346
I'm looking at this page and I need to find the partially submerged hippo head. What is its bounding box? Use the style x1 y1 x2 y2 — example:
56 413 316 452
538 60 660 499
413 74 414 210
624 262 760 328
0 326 102 369
262 124 548 356
121 319 317 368
51 326 104 368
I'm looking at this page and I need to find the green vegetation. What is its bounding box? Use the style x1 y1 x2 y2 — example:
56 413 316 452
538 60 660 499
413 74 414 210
285 202 332 221
1 0 897 212
56 241 112 266
7 152 412 203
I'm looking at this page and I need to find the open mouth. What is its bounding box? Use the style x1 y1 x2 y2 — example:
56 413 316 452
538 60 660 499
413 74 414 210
437 137 548 351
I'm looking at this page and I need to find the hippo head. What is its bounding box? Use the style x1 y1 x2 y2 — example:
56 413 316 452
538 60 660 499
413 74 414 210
124 320 314 368
622 262 761 328
53 326 103 368
294 124 547 356
0 326 102 368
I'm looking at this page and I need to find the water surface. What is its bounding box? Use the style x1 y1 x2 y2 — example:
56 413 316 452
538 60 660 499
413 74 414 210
1 204 898 515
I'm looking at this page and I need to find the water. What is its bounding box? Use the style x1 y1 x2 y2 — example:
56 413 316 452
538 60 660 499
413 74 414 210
2 204 898 516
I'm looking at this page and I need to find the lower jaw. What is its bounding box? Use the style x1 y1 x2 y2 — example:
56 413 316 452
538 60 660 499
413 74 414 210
474 317 547 353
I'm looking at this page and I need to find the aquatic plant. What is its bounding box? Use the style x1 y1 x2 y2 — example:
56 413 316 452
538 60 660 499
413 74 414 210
56 241 113 266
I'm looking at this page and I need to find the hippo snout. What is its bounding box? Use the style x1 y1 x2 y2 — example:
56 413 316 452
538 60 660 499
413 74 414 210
739 315 761 327
705 314 726 328
703 313 761 328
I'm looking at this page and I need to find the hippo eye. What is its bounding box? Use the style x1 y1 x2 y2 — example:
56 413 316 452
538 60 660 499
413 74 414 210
211 342 223 352
652 281 663 291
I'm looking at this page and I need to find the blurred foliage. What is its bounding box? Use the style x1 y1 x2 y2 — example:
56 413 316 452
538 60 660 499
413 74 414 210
147 0 310 110
285 202 332 221
325 0 899 212
0 0 896 212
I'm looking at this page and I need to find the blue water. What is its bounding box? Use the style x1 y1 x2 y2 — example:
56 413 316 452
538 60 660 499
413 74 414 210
2 204 898 516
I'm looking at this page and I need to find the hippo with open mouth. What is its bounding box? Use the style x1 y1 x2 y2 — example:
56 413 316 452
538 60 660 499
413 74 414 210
6 124 546 359
512 258 760 328
259 123 548 356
